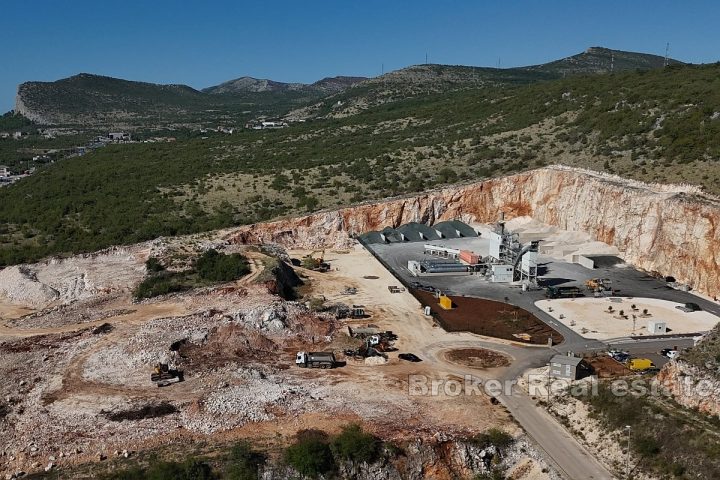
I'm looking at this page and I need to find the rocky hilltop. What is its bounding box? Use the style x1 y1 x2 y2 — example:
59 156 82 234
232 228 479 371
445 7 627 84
228 165 720 297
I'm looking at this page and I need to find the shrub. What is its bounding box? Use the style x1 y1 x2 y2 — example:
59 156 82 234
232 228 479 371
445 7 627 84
104 457 216 480
634 435 661 457
332 423 380 464
145 257 165 273
133 272 191 299
284 429 336 478
471 428 514 451
225 441 265 480
195 249 250 282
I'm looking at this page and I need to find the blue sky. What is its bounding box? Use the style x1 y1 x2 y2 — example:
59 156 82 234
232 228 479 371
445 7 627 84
1 0 719 113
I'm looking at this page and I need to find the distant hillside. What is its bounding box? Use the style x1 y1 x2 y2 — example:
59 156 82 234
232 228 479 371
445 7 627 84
13 47 682 127
15 73 210 125
202 75 365 95
14 73 366 127
294 47 685 119
525 46 682 76
2 61 719 266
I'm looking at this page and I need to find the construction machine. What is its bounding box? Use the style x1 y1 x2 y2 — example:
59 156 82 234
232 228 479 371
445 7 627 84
150 363 184 387
302 250 330 272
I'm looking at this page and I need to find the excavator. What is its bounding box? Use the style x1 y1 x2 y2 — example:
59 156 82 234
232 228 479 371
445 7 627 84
302 250 330 272
585 278 613 296
150 363 184 387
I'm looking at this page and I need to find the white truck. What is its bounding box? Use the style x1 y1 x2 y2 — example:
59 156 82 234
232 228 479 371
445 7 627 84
295 351 336 369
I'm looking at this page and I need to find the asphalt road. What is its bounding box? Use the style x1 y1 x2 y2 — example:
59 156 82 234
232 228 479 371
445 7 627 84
366 240 720 480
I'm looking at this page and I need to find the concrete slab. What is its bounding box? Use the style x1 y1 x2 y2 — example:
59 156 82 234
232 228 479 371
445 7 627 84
535 297 719 340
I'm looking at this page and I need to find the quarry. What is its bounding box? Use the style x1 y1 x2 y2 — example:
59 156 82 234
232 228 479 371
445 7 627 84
1 166 720 479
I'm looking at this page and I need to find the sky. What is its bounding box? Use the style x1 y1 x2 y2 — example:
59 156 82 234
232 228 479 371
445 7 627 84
2 0 719 113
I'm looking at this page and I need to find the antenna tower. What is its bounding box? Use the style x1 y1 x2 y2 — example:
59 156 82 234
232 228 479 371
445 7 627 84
664 42 670 67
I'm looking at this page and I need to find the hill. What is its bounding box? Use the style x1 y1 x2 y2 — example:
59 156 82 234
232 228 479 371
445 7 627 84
202 75 365 95
15 73 211 125
1 61 719 265
12 47 681 127
292 47 684 119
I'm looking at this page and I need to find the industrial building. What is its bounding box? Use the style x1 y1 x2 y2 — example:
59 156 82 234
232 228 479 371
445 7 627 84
362 216 543 285
359 220 479 245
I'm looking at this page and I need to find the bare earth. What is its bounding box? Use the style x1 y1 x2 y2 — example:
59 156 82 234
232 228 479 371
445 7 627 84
0 242 556 478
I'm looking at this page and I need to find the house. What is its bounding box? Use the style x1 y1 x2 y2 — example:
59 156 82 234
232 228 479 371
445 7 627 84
108 132 131 142
549 354 591 380
0 166 9 177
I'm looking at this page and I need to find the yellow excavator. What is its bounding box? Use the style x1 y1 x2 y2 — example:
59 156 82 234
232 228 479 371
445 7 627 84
150 363 184 387
302 250 329 272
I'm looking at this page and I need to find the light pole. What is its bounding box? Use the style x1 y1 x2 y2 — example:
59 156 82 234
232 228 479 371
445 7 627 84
625 425 632 479
546 362 552 403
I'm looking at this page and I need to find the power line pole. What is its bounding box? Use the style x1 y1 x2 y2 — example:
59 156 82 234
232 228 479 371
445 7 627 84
664 42 670 67
425 52 428 65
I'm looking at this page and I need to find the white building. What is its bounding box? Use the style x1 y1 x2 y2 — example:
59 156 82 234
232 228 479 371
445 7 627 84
647 320 667 335
0 166 9 178
491 264 514 283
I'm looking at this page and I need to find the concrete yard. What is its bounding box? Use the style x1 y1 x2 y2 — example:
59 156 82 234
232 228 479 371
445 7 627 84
365 219 720 348
535 297 718 340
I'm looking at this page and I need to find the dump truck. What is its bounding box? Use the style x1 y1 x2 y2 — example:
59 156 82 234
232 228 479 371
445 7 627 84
295 351 336 369
628 358 655 371
545 286 583 299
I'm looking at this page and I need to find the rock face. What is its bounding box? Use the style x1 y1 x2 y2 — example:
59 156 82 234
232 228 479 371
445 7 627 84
227 165 720 297
657 361 720 417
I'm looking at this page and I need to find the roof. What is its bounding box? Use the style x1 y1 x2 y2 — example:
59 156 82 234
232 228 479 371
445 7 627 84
550 355 584 367
433 220 478 239
359 219 476 244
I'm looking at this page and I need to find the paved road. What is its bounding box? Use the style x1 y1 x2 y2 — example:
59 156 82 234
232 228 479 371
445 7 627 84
366 241 720 480
420 339 616 480
499 391 614 480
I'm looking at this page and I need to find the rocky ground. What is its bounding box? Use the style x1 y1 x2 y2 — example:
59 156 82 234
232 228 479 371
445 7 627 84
0 239 558 479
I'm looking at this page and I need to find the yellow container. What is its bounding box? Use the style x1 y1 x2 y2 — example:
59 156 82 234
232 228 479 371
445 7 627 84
439 295 453 310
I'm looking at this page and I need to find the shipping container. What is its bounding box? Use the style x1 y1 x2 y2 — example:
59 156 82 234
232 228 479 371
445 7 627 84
459 250 480 265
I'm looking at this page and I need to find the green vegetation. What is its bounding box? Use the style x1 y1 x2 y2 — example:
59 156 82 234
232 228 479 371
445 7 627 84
470 428 514 452
194 249 250 282
284 429 336 478
102 457 215 480
576 383 720 479
224 441 266 480
2 62 720 266
331 423 381 464
682 323 720 378
133 250 249 299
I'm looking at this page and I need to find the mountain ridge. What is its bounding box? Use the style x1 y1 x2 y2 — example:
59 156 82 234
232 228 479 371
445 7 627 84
11 47 686 126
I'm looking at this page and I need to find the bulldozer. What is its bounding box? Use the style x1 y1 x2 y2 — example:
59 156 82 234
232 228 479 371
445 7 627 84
150 362 184 387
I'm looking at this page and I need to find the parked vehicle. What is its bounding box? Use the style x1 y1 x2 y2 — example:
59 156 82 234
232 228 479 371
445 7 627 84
663 350 680 360
628 358 655 371
545 286 583 299
399 353 422 362
295 351 336 369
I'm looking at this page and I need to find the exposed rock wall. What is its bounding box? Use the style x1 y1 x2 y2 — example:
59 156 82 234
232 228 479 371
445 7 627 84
14 89 52 125
656 360 720 417
227 166 720 297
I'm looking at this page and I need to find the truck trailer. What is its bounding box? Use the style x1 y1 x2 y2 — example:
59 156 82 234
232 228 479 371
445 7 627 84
545 286 583 299
296 351 336 369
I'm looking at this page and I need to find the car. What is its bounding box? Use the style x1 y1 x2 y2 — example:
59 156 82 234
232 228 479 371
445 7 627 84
398 353 422 362
665 350 679 360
